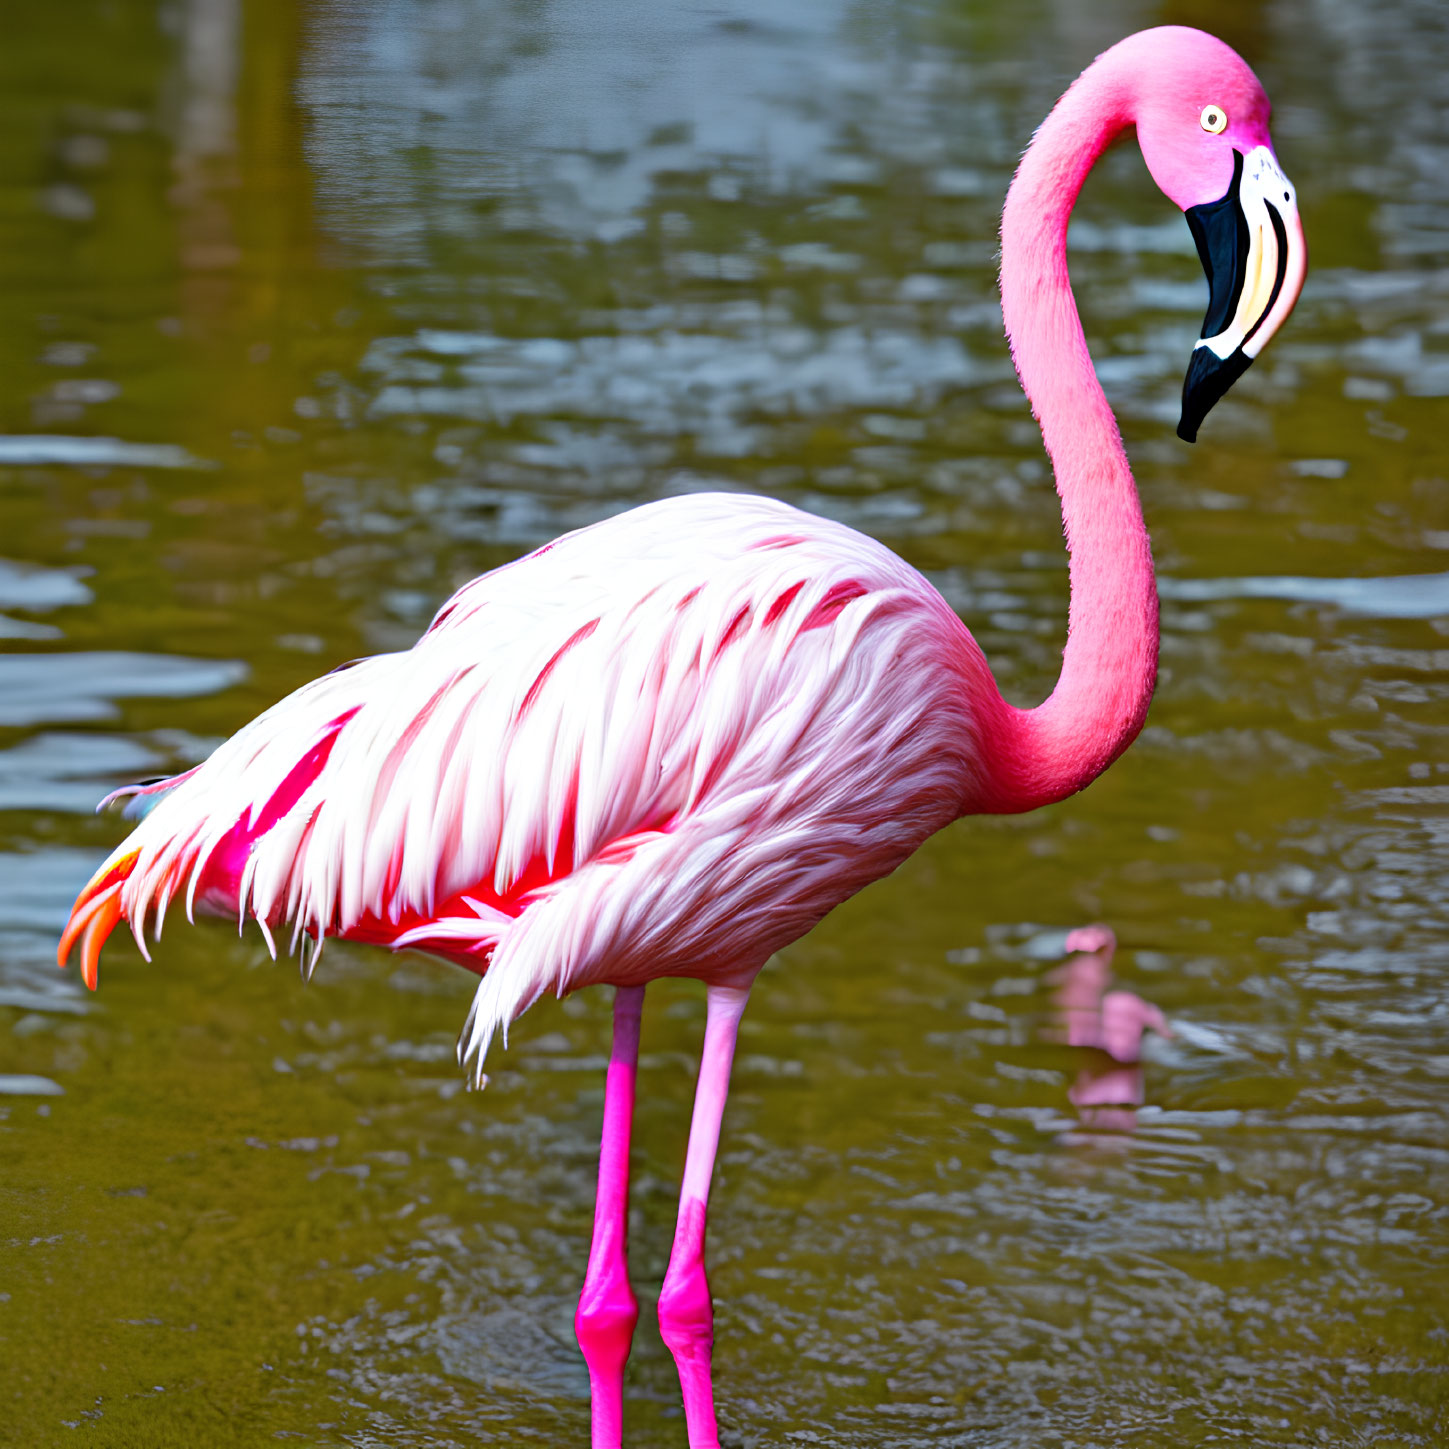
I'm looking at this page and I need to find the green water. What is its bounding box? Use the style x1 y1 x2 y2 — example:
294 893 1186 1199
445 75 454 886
2 1 1446 1444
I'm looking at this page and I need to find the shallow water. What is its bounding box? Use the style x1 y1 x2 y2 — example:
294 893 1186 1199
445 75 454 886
2 0 1447 1444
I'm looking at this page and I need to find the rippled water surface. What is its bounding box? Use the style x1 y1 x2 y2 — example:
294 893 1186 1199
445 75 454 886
2 1 1447 1444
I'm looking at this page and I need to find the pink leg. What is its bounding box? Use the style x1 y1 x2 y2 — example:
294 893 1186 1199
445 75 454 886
658 984 749 1449
575 985 645 1449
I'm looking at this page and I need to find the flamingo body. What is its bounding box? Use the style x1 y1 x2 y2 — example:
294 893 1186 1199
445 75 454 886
69 493 985 1075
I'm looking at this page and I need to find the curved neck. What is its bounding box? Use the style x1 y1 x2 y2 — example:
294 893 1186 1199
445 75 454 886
974 54 1160 813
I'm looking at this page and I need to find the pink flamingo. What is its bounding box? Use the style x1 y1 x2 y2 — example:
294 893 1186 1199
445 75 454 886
59 27 1304 1447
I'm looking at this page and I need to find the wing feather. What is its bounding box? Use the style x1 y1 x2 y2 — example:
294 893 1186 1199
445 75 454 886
69 494 983 1082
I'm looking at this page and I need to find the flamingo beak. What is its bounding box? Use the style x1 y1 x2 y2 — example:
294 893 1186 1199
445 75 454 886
1178 146 1307 442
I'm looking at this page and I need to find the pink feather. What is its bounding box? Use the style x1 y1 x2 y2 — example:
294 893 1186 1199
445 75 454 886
62 494 996 1075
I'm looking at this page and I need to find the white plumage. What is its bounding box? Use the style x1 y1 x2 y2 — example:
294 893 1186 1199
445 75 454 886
79 493 986 1081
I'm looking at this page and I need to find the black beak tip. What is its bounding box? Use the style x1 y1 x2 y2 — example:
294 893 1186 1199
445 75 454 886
1179 345 1253 445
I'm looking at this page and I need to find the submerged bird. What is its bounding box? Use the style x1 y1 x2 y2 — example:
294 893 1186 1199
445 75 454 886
60 26 1305 1448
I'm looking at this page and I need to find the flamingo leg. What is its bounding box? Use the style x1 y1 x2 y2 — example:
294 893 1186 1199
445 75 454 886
658 983 749 1449
576 985 645 1449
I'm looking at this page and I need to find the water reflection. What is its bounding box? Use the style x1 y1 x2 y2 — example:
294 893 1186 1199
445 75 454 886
174 0 244 311
1050 925 1172 1133
0 652 245 727
1158 568 1449 618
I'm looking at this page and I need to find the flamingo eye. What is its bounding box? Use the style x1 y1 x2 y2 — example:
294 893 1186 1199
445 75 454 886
1200 105 1228 134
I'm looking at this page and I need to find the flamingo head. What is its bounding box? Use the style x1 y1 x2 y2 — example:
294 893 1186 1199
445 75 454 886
1119 28 1307 441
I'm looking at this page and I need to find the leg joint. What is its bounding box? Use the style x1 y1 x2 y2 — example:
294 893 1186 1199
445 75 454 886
657 1260 713 1362
576 1277 639 1374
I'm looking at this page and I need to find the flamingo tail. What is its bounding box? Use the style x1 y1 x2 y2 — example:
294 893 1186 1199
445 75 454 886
57 848 141 989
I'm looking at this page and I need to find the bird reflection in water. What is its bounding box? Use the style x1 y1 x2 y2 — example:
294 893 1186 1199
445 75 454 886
1050 925 1172 1134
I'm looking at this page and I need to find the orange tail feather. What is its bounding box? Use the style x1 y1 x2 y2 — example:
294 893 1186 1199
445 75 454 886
58 850 139 989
